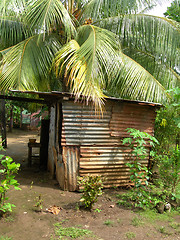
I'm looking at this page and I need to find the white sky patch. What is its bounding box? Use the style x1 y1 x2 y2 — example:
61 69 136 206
145 0 174 17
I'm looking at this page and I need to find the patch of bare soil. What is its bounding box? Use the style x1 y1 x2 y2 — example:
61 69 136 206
0 129 180 240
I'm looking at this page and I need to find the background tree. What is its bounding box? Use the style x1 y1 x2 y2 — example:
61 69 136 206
0 0 179 110
155 87 180 152
164 0 180 22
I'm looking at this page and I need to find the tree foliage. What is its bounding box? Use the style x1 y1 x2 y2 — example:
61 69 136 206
0 0 179 109
155 87 180 152
164 0 180 22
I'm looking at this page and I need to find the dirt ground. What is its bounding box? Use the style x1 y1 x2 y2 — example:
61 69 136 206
0 129 180 240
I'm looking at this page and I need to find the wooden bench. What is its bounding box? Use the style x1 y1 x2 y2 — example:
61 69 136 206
28 142 41 167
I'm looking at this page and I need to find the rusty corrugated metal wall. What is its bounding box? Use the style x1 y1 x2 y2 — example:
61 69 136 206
60 100 156 190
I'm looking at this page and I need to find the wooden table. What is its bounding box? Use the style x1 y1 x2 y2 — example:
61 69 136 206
28 142 41 167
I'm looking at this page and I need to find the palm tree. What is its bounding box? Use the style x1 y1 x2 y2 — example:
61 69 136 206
0 0 179 109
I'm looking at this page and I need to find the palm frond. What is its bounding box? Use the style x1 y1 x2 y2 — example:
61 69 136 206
0 34 61 91
0 17 31 49
54 25 124 110
82 0 162 20
106 53 169 103
0 0 27 17
122 47 180 90
97 14 180 68
24 0 76 41
53 39 106 111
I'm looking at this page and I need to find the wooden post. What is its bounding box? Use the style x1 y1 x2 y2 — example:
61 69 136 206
1 99 7 148
9 106 13 132
40 119 50 169
20 108 22 129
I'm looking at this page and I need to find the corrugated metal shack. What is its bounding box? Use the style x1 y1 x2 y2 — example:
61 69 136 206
41 92 160 191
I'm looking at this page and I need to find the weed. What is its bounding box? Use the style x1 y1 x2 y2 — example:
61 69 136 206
4 215 14 223
116 199 132 208
75 203 80 211
125 231 136 239
116 185 163 210
0 237 12 240
158 226 166 234
157 226 172 235
103 219 114 226
131 216 144 227
53 223 94 239
94 208 101 213
169 222 180 229
122 128 158 189
117 218 122 224
30 181 33 190
155 146 180 193
34 194 43 211
77 175 103 210
30 182 44 212
0 154 21 215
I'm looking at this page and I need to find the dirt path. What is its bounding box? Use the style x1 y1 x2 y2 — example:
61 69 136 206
0 130 180 240
4 129 40 167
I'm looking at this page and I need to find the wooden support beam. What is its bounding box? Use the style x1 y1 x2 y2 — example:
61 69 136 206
1 99 7 148
0 94 49 104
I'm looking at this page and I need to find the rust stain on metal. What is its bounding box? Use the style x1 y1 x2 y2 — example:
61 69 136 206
62 146 80 191
59 100 156 190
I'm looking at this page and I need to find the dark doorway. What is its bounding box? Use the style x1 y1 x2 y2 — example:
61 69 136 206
40 119 50 169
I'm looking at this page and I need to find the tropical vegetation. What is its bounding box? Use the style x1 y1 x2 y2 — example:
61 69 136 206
0 0 179 109
164 0 180 22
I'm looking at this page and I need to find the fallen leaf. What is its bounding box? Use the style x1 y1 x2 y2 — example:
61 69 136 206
48 205 62 215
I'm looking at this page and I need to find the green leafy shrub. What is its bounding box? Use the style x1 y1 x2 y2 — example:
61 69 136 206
117 182 169 210
0 153 21 215
122 128 158 188
77 175 103 210
155 87 180 153
155 146 180 193
117 128 159 209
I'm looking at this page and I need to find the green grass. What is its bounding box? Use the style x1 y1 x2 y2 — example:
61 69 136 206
139 209 177 223
157 226 172 235
4 215 15 223
0 237 12 240
158 226 166 234
125 231 136 239
131 216 144 227
169 222 180 229
103 219 114 226
53 223 95 239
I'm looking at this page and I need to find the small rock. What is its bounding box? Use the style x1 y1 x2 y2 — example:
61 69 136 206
164 203 171 212
109 205 115 208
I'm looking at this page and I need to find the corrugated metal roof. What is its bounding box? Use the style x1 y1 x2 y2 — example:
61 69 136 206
10 90 162 107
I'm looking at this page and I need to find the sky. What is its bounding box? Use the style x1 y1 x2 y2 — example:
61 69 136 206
145 0 173 17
